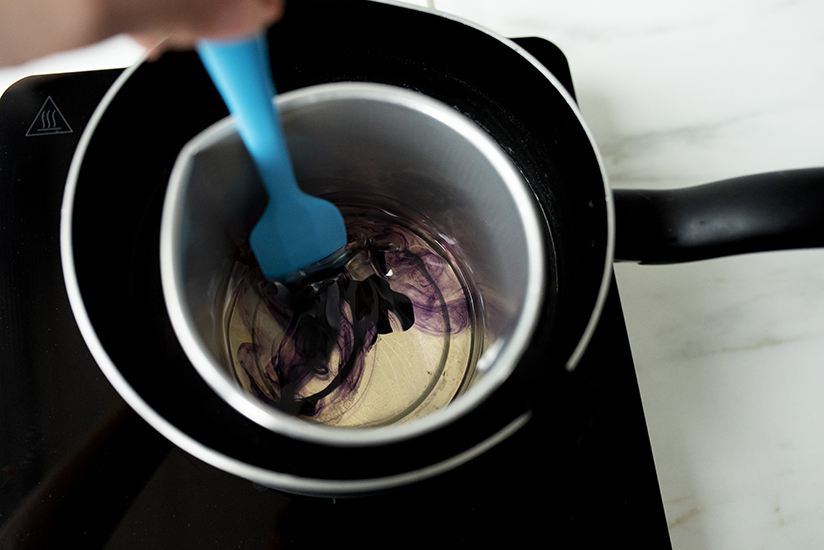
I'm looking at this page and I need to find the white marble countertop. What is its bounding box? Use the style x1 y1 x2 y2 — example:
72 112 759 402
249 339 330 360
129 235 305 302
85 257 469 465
3 1 824 547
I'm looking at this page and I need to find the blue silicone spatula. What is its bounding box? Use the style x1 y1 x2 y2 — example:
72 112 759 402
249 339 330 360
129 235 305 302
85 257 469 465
197 33 347 281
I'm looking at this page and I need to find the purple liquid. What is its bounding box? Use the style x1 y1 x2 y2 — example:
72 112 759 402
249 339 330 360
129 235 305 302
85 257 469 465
223 201 481 427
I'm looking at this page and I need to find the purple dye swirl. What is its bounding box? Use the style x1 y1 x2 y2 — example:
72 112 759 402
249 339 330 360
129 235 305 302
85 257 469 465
226 208 476 422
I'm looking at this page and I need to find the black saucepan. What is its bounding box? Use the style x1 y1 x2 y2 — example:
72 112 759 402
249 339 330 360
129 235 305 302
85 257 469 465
62 0 824 495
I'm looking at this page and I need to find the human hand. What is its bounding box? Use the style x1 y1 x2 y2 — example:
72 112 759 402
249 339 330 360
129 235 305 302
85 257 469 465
0 0 285 67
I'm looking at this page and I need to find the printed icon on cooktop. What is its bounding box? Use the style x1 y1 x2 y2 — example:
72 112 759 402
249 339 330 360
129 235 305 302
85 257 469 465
26 96 73 136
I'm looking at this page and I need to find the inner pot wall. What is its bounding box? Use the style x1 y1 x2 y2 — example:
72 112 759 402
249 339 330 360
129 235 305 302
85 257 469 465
162 83 546 445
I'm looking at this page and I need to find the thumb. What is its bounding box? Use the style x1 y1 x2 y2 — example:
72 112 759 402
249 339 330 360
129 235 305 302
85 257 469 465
125 0 285 54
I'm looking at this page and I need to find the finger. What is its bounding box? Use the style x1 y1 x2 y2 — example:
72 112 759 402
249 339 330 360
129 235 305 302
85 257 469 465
0 0 285 67
117 0 285 44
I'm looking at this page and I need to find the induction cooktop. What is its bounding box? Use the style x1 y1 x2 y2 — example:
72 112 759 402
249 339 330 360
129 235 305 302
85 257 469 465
0 25 672 550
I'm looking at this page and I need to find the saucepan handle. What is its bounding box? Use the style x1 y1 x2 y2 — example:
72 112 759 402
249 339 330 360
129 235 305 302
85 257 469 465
613 167 824 263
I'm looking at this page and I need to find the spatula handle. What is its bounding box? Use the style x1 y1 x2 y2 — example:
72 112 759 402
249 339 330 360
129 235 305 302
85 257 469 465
197 33 298 194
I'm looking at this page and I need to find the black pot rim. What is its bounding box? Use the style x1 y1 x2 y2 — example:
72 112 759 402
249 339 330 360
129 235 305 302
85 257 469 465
59 0 613 495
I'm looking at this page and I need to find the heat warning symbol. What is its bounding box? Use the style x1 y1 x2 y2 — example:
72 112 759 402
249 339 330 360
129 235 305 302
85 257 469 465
25 96 73 136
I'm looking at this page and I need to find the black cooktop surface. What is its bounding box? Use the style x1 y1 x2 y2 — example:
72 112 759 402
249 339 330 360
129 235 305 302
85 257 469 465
0 20 671 550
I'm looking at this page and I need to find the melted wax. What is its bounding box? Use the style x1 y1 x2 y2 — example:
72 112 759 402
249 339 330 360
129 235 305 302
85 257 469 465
225 208 478 426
